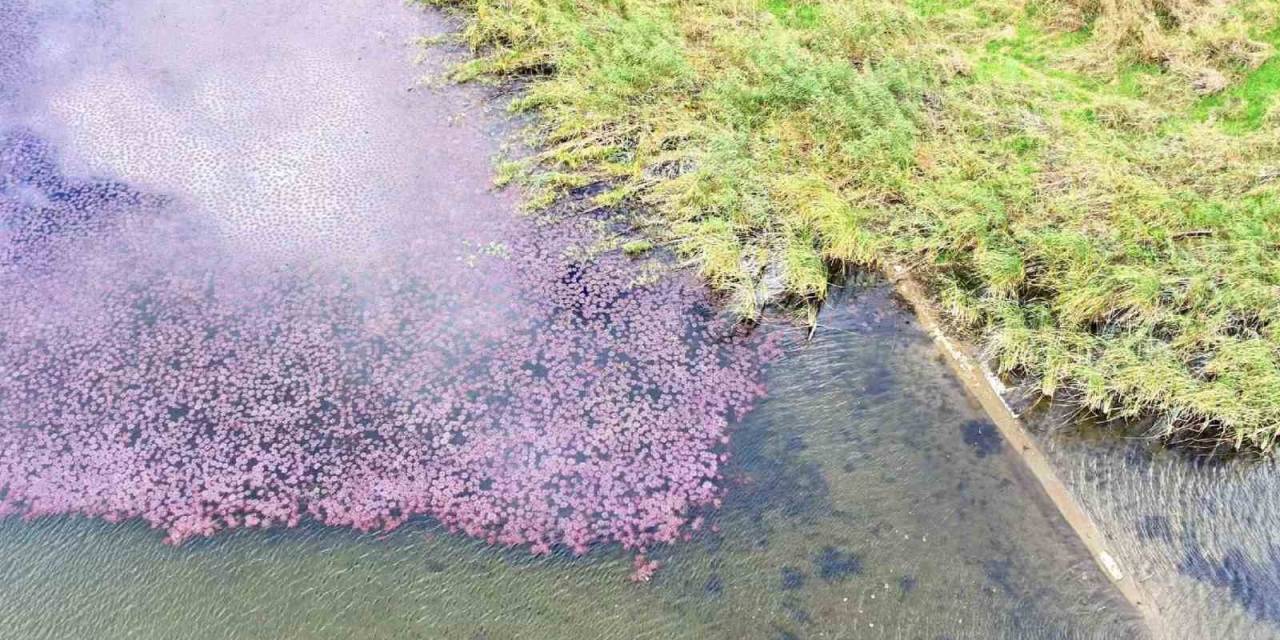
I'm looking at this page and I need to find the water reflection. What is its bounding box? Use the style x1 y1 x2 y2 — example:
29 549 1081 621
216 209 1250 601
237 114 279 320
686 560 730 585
0 0 1142 638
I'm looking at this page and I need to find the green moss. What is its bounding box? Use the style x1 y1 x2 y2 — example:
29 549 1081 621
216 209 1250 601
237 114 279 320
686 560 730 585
622 239 654 257
423 0 1280 450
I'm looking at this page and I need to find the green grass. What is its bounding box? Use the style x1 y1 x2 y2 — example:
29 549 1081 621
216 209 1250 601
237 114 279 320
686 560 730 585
1196 28 1280 132
622 239 654 256
422 0 1280 451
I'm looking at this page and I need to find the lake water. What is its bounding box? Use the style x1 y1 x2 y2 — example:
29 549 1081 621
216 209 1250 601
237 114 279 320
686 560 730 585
0 1 1204 638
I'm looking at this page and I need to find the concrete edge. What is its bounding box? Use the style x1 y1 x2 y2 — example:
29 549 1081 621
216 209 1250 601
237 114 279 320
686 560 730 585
889 266 1166 638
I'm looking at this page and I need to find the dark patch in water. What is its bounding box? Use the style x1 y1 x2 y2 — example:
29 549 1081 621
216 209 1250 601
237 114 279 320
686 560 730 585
723 410 834 546
783 434 806 452
1180 544 1280 625
961 419 1003 458
780 566 806 590
899 575 917 594
1122 443 1154 469
568 180 610 200
862 365 894 396
704 574 724 597
781 597 812 625
2 129 61 193
982 558 1016 596
1 129 159 264
814 546 862 582
423 559 448 573
1135 515 1173 543
822 281 916 341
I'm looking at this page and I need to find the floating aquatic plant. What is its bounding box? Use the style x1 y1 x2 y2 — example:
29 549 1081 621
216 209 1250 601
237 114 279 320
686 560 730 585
0 130 774 559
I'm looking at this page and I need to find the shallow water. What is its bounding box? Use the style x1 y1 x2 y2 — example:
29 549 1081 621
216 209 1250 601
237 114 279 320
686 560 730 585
1029 414 1280 640
0 285 1141 639
0 1 1143 638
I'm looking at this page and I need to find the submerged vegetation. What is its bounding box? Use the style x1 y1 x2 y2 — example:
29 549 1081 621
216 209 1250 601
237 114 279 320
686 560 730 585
423 0 1280 450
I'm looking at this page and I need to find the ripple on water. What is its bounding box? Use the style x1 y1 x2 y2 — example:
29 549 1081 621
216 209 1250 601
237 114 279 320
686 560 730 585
0 1 1149 638
1030 407 1280 639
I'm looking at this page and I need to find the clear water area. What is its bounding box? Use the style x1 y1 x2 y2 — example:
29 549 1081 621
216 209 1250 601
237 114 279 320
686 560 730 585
1028 412 1280 640
0 1 1140 638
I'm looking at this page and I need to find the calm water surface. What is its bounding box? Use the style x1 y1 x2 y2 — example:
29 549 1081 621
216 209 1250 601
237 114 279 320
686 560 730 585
0 1 1148 638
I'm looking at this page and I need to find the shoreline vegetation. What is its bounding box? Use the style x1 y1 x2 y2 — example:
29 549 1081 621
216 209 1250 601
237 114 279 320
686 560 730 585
422 0 1280 451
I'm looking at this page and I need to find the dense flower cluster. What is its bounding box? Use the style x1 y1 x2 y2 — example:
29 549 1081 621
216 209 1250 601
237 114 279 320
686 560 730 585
0 130 770 555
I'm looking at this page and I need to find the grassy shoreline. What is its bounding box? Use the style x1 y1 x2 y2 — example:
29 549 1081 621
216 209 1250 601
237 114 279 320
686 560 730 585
422 0 1280 450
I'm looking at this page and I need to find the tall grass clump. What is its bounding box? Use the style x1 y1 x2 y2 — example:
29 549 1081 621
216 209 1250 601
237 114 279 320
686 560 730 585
423 0 1280 451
